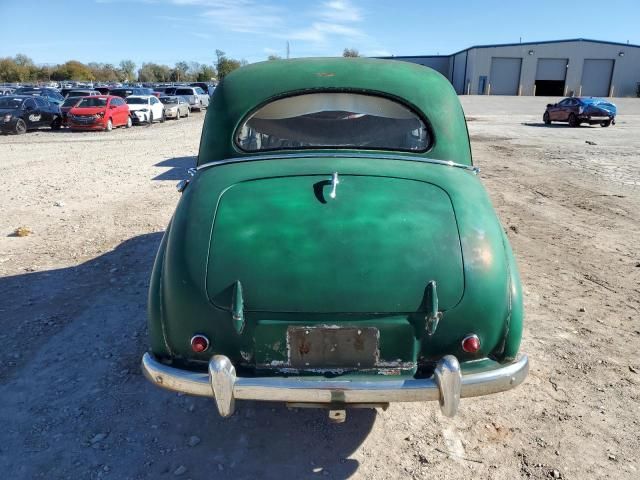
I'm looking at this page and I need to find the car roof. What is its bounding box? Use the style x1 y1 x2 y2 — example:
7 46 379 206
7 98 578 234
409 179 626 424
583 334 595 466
198 57 471 166
127 95 153 99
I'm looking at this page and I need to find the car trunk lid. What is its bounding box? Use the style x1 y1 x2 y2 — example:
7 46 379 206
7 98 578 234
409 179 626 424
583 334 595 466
206 174 464 314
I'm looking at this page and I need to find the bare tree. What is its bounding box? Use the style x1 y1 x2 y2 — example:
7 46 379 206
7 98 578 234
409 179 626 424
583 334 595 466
343 48 360 57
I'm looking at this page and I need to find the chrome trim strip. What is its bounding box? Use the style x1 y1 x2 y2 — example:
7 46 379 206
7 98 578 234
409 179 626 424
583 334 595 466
141 353 528 413
196 153 479 174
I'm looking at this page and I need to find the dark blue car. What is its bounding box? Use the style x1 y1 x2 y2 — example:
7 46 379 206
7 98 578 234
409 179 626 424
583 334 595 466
14 87 65 106
544 97 616 127
0 95 62 134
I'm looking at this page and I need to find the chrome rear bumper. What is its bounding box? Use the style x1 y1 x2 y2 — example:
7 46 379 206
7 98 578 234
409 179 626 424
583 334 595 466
141 353 528 418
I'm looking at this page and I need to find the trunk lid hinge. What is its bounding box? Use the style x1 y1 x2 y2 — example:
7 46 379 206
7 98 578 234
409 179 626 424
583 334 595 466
231 280 245 334
425 280 443 336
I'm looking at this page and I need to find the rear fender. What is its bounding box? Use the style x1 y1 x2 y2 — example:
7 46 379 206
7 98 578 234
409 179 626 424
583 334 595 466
148 221 173 358
497 230 523 361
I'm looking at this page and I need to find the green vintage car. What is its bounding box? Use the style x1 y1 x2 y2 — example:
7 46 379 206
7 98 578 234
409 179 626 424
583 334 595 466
142 58 528 422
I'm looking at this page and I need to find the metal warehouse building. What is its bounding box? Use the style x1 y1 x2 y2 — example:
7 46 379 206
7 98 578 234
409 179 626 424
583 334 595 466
381 38 640 97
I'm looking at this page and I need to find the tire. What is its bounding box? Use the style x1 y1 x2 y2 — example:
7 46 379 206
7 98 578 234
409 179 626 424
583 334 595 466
600 120 611 127
51 117 62 131
543 111 551 125
15 119 27 135
126 116 132 128
186 108 190 118
175 109 180 120
160 110 165 123
568 113 579 128
105 118 113 132
148 111 153 126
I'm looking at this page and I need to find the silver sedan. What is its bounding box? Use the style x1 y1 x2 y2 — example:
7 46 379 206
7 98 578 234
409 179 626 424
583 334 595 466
159 95 191 120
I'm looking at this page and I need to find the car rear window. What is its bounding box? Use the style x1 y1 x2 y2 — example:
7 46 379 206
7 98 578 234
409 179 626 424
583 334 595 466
77 97 107 108
110 89 132 97
175 88 194 95
62 97 80 107
126 97 148 105
236 93 430 152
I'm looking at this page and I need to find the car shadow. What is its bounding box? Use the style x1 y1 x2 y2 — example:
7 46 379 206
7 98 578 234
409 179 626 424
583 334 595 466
0 232 374 479
522 122 599 128
154 155 197 180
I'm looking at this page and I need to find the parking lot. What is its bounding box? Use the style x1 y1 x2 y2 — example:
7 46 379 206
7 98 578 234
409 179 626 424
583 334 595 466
1 97 639 479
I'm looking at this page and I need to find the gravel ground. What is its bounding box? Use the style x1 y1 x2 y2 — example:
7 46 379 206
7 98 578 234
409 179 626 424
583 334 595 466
0 97 639 479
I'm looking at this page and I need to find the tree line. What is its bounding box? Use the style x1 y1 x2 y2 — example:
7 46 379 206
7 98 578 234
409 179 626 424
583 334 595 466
1 48 361 84
0 50 246 84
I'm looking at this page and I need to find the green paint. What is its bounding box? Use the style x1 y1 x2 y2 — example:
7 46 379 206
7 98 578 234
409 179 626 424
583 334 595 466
207 175 463 313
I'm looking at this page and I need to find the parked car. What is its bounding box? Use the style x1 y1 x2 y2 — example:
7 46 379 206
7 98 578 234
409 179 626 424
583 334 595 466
544 97 617 127
94 86 111 95
125 95 165 124
164 86 209 111
109 87 153 99
0 95 62 134
0 87 15 95
141 58 528 422
159 95 190 119
14 87 64 105
67 95 131 131
60 96 82 125
190 82 215 95
66 89 101 98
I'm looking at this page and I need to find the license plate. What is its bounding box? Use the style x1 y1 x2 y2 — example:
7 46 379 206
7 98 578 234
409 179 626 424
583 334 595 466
288 326 379 369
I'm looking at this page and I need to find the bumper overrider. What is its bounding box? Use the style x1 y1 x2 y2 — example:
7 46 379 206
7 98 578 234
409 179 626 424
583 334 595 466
141 353 529 418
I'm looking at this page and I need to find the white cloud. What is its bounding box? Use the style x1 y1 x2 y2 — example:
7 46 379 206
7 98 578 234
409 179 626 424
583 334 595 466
190 32 212 39
131 0 390 59
161 0 286 34
320 0 362 23
284 22 365 45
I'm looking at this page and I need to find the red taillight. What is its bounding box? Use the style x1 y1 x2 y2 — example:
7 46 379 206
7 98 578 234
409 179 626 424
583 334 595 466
190 335 209 353
461 334 480 353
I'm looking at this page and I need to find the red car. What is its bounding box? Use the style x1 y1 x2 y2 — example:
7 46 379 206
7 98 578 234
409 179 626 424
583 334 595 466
67 95 131 131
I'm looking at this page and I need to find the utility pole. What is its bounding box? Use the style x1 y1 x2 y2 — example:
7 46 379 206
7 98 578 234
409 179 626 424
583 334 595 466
286 41 290 59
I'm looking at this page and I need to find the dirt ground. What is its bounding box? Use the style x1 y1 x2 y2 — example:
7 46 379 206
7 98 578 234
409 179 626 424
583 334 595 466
1 97 639 480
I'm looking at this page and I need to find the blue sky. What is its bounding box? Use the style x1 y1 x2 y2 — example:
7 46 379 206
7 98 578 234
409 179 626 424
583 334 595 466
1 0 639 67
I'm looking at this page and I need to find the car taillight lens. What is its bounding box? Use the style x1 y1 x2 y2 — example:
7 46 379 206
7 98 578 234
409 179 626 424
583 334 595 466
190 335 210 353
461 334 480 353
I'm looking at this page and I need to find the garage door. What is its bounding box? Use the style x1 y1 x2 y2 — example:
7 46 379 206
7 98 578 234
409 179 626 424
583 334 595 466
581 59 614 97
536 59 568 80
535 58 568 96
489 57 522 95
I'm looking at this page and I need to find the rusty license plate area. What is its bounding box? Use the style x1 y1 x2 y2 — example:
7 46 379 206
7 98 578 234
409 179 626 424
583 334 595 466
288 327 379 369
